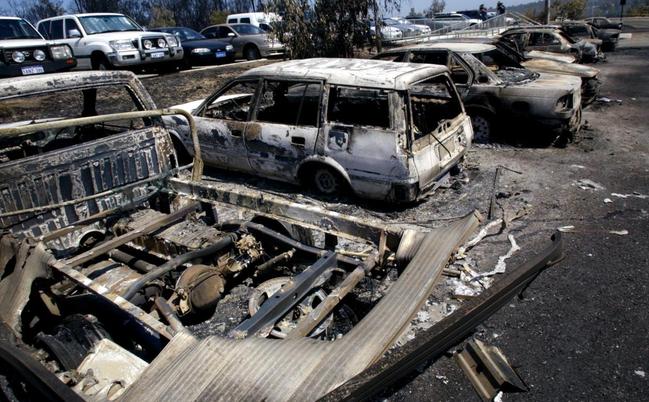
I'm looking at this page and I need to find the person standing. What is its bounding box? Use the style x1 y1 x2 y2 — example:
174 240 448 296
497 1 506 15
479 4 488 20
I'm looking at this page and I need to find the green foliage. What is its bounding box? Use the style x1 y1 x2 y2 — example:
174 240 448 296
270 0 401 59
150 6 176 27
209 10 229 25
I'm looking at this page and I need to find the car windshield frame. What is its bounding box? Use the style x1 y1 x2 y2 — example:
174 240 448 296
78 15 143 35
0 19 42 40
231 24 264 35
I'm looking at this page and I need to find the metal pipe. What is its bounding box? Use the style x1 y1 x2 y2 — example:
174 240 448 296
154 297 184 334
121 234 236 301
108 249 157 273
255 248 295 275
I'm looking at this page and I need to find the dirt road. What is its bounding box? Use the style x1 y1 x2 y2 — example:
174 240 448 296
140 31 649 401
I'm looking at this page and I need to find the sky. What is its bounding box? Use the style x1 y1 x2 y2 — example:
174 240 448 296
0 0 536 17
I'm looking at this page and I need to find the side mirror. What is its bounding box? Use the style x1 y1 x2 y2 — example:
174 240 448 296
68 29 81 38
227 32 236 37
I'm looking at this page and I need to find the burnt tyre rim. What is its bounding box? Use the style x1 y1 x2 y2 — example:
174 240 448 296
471 114 491 143
248 277 333 338
313 168 339 194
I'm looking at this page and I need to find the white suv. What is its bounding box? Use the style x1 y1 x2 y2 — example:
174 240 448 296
37 13 183 70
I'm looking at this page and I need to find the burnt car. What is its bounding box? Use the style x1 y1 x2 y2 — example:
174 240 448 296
585 16 623 30
564 20 620 51
200 23 284 60
165 58 473 203
441 37 601 104
0 16 76 77
0 69 563 401
374 42 583 143
500 26 601 63
150 26 235 67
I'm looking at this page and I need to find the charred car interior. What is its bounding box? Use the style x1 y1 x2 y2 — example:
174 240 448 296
0 70 564 401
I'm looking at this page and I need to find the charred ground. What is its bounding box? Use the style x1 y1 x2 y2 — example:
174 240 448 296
62 30 649 400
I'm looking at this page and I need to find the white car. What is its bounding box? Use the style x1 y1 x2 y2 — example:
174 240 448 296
226 12 281 32
37 13 184 70
370 25 403 40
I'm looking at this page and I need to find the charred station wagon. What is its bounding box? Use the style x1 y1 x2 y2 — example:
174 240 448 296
167 58 473 203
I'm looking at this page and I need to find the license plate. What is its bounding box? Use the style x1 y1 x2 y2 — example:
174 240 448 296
215 51 227 58
21 65 44 75
150 52 165 59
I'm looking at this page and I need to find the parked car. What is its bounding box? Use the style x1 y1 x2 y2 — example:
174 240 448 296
226 12 280 32
500 26 600 63
381 18 419 37
200 23 284 60
556 21 605 50
150 26 235 67
369 23 403 40
164 58 473 202
443 36 601 104
560 20 619 51
374 42 583 143
433 13 482 27
36 13 183 70
404 17 447 31
585 17 622 30
386 17 431 35
0 17 76 78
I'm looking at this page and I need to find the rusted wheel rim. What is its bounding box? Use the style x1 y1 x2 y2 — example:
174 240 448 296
314 168 339 194
248 277 333 338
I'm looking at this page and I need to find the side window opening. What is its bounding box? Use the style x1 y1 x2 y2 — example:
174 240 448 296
204 80 258 121
241 18 251 24
409 76 463 141
255 80 321 127
50 19 64 40
373 53 404 62
449 54 471 85
227 19 237 24
327 86 391 128
65 19 81 37
410 51 448 65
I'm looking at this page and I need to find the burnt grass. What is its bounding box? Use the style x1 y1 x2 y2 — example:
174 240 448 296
136 42 649 401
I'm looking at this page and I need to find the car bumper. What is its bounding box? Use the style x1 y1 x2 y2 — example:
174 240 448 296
108 47 184 66
188 50 235 64
0 59 77 78
260 44 285 57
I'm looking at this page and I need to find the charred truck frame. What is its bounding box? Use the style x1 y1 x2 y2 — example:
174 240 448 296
0 71 562 401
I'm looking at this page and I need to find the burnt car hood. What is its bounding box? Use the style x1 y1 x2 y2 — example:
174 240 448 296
498 71 581 98
526 50 576 64
182 38 230 49
522 58 599 78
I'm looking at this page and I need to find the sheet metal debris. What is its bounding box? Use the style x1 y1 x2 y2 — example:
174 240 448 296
455 338 527 401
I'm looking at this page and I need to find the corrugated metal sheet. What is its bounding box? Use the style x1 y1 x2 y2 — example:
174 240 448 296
121 212 480 402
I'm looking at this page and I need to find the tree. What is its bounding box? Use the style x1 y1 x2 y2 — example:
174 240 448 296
149 5 176 27
426 0 445 17
407 8 422 18
7 0 65 23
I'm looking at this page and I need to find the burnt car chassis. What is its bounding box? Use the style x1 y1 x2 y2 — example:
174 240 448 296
0 104 562 400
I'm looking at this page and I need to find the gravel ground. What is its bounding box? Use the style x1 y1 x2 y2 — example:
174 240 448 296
138 29 649 401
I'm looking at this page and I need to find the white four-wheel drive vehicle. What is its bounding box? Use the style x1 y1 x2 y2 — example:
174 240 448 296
36 13 183 70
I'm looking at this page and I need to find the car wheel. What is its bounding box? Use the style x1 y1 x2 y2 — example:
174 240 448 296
244 45 261 60
470 112 493 143
91 54 111 70
312 166 342 195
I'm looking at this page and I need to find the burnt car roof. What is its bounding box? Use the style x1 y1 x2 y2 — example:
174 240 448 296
239 58 449 90
0 70 155 107
394 42 496 53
